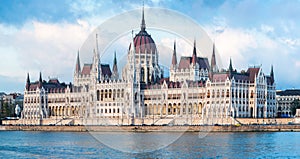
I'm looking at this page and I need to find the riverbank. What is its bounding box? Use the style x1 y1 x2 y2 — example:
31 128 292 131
1 124 300 132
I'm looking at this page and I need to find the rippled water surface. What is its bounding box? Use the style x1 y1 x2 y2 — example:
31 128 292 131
0 131 299 158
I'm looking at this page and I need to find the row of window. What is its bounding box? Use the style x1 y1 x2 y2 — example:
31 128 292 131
97 108 120 114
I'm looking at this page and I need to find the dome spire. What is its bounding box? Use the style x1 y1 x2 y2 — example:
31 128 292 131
141 4 146 31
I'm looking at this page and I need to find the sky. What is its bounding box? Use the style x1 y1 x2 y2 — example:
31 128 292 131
1 0 300 93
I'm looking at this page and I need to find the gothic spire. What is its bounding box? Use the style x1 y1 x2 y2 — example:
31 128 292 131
27 72 30 84
113 51 118 73
211 43 217 72
270 65 274 84
39 72 42 82
172 40 177 65
75 50 81 74
94 33 101 81
192 39 197 65
26 73 30 90
38 72 42 88
141 4 146 31
229 58 233 73
112 51 119 80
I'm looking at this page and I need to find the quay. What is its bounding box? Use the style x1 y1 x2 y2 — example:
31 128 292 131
1 124 300 132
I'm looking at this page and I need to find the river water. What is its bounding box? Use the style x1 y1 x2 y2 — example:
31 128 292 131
0 131 299 158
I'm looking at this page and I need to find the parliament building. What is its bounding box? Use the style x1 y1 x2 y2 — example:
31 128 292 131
21 9 276 125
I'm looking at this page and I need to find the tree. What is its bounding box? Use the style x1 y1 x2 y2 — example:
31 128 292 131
290 99 300 116
0 102 15 118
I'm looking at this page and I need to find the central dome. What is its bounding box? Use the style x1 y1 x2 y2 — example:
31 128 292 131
129 7 157 54
133 30 156 54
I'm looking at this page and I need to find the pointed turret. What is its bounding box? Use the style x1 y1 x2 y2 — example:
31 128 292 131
229 58 233 72
112 51 119 80
26 73 30 90
141 5 146 31
38 72 42 88
228 58 234 79
171 40 177 66
270 65 274 85
75 50 81 74
211 43 217 72
39 72 42 82
192 39 197 65
209 43 217 80
93 34 101 81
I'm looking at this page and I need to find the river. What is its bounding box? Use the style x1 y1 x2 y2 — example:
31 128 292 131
0 131 299 158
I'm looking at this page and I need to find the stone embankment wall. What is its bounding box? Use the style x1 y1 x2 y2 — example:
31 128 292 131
2 117 296 126
236 118 294 125
2 125 300 132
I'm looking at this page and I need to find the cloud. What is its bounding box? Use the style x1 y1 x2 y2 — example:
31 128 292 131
261 24 274 34
204 19 300 90
0 20 93 92
2 0 300 92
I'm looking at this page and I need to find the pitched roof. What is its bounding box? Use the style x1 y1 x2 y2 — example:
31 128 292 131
81 64 92 75
212 73 229 82
197 57 209 69
277 89 300 96
178 56 191 69
232 74 249 81
178 56 209 69
48 78 60 84
101 64 112 77
247 67 260 82
27 80 68 92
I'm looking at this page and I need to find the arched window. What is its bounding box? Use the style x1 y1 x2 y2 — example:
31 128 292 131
226 89 230 98
207 90 210 98
141 67 145 82
97 90 100 101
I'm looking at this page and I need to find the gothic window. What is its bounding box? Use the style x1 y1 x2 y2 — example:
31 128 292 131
108 89 112 98
207 90 210 98
97 90 100 101
226 89 230 97
141 68 145 82
105 90 108 98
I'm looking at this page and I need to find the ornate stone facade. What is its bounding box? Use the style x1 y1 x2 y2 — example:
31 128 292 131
21 8 276 125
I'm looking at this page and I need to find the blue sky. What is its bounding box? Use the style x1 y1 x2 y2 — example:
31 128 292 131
1 0 300 93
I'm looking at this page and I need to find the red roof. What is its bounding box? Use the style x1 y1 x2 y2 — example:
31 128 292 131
81 64 92 75
247 67 260 82
212 73 229 82
178 57 191 69
49 79 59 84
129 30 157 54
178 57 209 69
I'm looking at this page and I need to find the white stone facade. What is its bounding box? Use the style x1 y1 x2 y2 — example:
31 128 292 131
21 10 276 125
